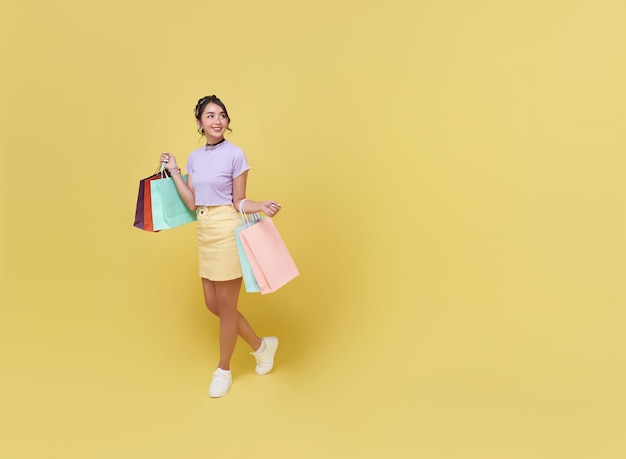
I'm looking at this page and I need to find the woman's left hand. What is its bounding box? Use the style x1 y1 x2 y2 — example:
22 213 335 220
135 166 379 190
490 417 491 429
261 201 281 217
159 152 179 171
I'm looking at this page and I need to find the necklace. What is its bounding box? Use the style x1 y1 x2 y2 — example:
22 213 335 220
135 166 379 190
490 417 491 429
205 138 226 149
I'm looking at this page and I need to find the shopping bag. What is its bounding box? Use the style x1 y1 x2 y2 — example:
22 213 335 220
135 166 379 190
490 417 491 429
235 224 261 293
150 173 196 230
143 176 158 231
238 217 299 294
134 170 169 232
134 178 147 229
234 203 261 293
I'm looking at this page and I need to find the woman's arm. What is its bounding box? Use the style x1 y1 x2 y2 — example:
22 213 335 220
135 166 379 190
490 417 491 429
172 172 196 211
232 171 281 217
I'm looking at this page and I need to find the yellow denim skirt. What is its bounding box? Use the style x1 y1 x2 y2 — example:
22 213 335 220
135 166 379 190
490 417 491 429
196 205 242 281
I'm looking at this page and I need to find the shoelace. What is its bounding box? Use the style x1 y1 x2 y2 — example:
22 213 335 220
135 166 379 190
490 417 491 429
212 371 230 382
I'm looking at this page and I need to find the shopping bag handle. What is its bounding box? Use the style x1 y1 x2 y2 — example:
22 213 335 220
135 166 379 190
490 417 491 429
154 162 172 178
239 199 260 227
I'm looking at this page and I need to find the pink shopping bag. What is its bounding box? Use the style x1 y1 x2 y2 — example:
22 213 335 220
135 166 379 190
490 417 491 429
238 217 299 294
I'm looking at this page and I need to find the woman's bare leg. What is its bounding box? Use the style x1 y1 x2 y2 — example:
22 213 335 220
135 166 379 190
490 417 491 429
202 278 262 369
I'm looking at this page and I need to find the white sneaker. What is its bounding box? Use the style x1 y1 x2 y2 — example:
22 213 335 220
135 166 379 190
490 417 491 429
209 368 232 398
251 336 279 375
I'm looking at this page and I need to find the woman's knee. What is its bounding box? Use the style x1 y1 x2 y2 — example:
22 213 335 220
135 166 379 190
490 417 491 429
205 301 219 316
202 278 219 316
205 300 236 317
203 278 241 317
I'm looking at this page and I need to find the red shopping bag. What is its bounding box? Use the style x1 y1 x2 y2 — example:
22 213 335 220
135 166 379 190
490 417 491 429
134 169 170 232
238 218 299 294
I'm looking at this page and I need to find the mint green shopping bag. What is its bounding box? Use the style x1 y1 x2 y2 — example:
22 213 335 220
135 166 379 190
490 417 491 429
150 172 196 231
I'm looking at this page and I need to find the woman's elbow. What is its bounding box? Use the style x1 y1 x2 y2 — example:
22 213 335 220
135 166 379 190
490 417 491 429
232 198 244 211
185 200 196 212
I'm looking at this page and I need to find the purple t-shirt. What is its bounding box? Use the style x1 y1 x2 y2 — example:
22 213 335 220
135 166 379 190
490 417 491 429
185 141 250 206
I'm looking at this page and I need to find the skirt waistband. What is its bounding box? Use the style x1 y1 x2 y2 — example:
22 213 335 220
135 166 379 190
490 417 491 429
196 204 236 216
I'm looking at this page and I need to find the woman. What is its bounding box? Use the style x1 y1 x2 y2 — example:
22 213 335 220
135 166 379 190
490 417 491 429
160 95 280 398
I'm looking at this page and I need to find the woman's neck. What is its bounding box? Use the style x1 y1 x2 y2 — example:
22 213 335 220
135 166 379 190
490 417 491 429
205 137 226 149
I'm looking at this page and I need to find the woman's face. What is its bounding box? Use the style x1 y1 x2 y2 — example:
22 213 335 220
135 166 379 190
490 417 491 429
199 102 229 142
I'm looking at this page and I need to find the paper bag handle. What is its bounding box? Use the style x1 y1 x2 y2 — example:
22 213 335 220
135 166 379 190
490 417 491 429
239 199 260 227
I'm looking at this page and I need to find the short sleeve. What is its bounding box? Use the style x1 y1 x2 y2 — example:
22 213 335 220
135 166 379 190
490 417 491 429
186 152 195 175
232 148 250 178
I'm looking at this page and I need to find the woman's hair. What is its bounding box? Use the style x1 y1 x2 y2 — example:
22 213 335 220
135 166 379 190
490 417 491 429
194 95 231 124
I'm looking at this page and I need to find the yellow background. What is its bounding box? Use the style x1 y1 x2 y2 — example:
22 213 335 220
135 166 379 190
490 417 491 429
1 0 625 457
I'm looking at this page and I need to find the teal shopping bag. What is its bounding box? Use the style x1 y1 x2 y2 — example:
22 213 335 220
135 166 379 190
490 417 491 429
235 225 261 293
235 200 261 293
150 173 196 230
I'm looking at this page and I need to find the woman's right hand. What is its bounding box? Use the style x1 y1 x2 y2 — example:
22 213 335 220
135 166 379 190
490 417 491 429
260 200 282 218
160 152 179 171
